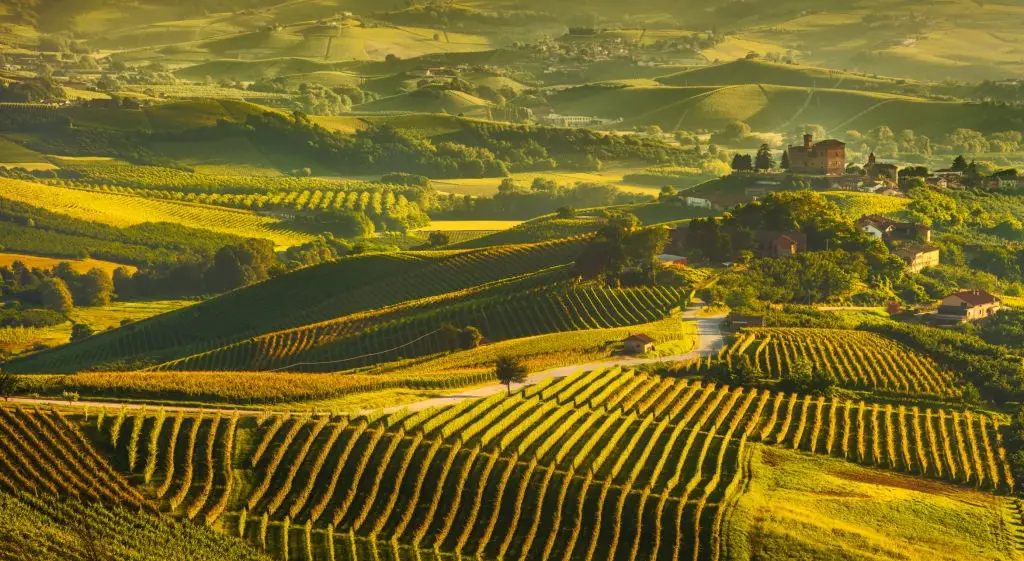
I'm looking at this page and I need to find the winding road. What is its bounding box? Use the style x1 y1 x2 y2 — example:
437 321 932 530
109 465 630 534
6 304 727 416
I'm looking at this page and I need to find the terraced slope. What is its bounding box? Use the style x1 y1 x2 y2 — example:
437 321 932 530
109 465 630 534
721 328 959 398
7 237 588 373
61 367 1013 561
154 281 686 372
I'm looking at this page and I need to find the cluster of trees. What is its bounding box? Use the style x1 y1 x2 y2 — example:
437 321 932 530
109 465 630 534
868 322 1021 404
844 126 1024 158
684 192 905 304
729 144 775 173
232 113 511 179
432 178 651 220
0 261 116 341
0 76 64 103
572 213 668 285
114 239 277 299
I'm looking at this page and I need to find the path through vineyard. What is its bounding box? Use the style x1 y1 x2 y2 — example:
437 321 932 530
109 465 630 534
8 304 726 415
384 304 727 413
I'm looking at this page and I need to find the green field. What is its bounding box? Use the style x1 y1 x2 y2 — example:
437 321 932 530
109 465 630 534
0 177 313 248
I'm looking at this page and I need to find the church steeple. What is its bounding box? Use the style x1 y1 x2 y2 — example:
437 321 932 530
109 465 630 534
868 152 876 165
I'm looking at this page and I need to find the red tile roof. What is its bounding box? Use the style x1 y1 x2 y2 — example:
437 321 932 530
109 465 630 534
625 334 655 344
952 289 998 306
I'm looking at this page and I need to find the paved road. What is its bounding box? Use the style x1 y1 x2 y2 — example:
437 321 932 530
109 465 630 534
7 304 727 416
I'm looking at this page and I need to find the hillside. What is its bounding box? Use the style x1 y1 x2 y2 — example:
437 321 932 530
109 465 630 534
547 83 1024 136
356 88 492 117
0 177 313 249
656 59 907 92
5 237 589 373
4 365 1014 561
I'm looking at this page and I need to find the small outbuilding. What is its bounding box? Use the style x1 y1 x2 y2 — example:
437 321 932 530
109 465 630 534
623 334 655 354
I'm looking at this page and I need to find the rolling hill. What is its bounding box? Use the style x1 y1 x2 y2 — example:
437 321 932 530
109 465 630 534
656 59 908 92
356 88 492 116
547 83 1024 136
5 237 589 373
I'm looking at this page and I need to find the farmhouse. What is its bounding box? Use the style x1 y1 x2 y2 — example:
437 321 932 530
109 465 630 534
755 230 807 258
933 290 1003 324
685 197 713 208
892 244 940 273
857 215 931 243
785 134 846 176
623 334 655 354
537 113 622 128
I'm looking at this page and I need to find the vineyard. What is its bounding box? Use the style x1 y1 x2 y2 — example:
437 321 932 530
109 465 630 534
55 163 421 195
62 182 431 232
7 237 589 374
0 177 314 248
721 328 959 398
18 367 1005 561
153 282 686 372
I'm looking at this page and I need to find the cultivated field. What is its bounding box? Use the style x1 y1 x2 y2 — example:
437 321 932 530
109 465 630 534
4 366 1012 561
721 328 958 398
0 177 314 248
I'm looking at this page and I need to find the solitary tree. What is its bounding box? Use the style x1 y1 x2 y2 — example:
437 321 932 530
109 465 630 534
951 155 968 172
780 150 790 170
494 356 528 396
755 144 774 172
0 370 19 401
71 323 94 342
428 231 451 247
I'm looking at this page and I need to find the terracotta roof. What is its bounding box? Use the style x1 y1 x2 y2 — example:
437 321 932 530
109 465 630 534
951 289 999 307
625 334 655 344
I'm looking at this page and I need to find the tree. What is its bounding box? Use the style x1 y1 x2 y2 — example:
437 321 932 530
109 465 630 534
79 268 114 306
951 155 968 172
495 356 528 396
459 326 483 349
755 144 774 172
71 323 94 342
659 185 677 201
556 206 577 219
428 231 451 247
0 370 19 401
780 150 790 170
40 277 73 313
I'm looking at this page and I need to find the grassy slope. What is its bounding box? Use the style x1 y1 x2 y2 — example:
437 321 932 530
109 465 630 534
0 177 313 249
355 89 492 115
547 83 1024 136
724 444 1017 561
657 59 902 91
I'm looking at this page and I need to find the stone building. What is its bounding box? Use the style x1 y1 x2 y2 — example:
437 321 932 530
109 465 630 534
785 134 846 176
